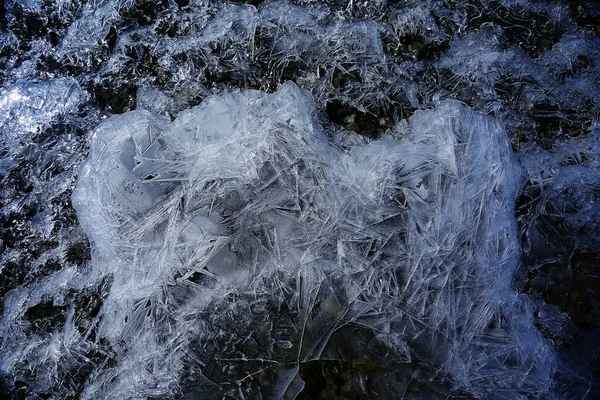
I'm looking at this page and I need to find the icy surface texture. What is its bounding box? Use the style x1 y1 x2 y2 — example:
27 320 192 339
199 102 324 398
514 124 600 399
0 78 84 138
1 0 600 398
519 126 600 255
59 82 554 398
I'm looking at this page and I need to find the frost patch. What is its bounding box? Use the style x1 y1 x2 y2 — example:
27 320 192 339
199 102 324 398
68 82 557 398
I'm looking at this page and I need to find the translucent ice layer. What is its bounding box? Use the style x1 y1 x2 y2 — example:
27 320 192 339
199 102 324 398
67 82 556 399
2 0 599 398
0 78 83 138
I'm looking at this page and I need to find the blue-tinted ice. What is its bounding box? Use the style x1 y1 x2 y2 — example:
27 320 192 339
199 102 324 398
66 82 556 398
1 0 599 398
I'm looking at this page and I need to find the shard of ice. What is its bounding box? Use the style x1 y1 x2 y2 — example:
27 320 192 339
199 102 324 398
60 82 557 398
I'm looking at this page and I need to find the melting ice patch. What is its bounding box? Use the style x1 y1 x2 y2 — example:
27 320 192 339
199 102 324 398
68 82 556 398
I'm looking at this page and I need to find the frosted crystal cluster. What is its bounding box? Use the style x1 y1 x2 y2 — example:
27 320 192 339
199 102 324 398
0 78 83 138
1 0 600 399
66 82 553 398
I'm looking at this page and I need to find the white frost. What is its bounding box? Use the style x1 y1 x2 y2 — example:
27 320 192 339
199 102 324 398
70 82 556 398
